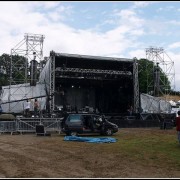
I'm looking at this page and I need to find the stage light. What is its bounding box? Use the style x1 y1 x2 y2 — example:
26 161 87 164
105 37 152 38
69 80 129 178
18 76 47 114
72 85 74 88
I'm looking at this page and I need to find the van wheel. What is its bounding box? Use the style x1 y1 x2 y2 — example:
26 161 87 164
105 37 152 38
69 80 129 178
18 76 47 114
105 128 113 136
66 132 70 136
69 131 78 136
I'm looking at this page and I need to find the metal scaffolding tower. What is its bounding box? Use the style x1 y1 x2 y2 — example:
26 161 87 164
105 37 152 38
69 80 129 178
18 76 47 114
8 33 45 112
146 47 175 97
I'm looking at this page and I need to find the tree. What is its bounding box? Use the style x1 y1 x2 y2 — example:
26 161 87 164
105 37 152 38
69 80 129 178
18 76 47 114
0 53 28 87
0 54 10 86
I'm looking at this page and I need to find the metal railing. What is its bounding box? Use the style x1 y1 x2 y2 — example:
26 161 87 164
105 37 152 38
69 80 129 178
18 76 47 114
0 118 62 135
17 118 41 134
0 120 16 135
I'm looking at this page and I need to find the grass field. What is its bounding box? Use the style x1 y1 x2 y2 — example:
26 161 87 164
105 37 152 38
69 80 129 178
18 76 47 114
109 128 180 174
0 127 179 178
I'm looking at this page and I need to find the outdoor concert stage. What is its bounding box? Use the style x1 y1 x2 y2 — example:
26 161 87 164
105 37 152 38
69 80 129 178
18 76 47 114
49 51 139 115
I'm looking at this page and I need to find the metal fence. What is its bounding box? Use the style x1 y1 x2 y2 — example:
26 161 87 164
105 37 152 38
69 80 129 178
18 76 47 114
0 118 62 135
0 114 175 134
0 121 16 135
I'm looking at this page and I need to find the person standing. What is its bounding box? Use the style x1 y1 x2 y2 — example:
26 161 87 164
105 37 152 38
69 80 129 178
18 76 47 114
24 99 31 117
176 111 180 144
34 99 39 117
127 104 133 116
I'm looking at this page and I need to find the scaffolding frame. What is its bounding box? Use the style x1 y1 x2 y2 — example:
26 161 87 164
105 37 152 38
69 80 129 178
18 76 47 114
8 33 45 112
146 47 175 96
145 47 175 113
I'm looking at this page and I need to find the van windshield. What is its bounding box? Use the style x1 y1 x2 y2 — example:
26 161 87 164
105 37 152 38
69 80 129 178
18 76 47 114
68 114 81 122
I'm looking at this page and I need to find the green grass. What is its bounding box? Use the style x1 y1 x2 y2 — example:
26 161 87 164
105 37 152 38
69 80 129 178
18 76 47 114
28 127 180 177
96 128 180 170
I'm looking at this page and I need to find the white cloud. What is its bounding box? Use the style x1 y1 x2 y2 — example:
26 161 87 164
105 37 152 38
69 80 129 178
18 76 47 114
157 5 175 12
129 29 145 36
24 1 62 11
115 9 145 29
128 49 146 59
168 20 180 26
133 1 153 8
143 19 168 35
42 26 135 57
99 8 144 30
0 1 145 59
47 12 63 22
167 52 180 91
41 1 61 9
157 7 163 12
168 42 180 50
111 9 146 39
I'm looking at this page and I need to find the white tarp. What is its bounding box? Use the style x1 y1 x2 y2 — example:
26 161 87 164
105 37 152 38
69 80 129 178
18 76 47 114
169 100 176 106
39 58 50 86
0 83 46 113
140 93 171 113
0 58 52 113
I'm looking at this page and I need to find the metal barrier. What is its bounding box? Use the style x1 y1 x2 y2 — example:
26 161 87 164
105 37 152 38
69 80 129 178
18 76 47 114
0 118 62 135
0 121 16 135
41 118 62 133
16 118 62 134
16 118 41 134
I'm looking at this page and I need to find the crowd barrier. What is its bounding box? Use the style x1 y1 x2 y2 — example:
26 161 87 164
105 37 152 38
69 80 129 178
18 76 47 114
0 118 62 135
0 113 176 134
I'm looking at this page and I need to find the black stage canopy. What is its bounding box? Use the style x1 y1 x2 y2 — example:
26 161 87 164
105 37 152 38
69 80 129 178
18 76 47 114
50 51 137 115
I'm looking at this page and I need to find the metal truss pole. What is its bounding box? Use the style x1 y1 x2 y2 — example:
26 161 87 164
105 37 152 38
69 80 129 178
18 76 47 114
50 51 55 113
133 57 140 113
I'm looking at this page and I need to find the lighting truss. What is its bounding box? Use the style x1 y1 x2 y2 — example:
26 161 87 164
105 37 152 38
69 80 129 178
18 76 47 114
55 67 132 76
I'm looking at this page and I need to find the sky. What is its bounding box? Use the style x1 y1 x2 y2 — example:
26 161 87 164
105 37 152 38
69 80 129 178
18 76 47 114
1 1 180 90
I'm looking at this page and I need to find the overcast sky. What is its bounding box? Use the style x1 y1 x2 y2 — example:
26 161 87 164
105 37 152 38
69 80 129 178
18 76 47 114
1 1 180 90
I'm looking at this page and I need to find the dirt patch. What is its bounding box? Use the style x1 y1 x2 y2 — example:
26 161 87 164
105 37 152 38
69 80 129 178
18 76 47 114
161 95 180 102
0 128 179 178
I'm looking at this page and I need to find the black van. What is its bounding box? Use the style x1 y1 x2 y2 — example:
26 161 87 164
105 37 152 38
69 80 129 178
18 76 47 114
61 113 118 136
